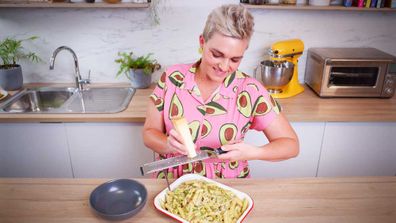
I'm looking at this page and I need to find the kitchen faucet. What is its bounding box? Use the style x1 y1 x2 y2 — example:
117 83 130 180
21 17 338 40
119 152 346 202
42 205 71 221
49 46 90 91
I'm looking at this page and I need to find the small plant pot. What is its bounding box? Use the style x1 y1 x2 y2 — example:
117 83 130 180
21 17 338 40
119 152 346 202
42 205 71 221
0 65 23 91
129 69 151 89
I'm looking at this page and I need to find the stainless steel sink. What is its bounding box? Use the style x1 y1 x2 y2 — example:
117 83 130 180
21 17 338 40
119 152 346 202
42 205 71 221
63 87 135 113
0 47 137 114
0 87 76 113
0 86 135 114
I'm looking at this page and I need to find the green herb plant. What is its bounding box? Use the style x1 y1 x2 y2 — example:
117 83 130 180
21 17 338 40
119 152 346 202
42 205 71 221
0 36 41 69
115 51 161 78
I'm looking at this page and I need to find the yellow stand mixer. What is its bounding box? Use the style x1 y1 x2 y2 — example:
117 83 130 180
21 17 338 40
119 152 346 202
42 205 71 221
266 39 305 98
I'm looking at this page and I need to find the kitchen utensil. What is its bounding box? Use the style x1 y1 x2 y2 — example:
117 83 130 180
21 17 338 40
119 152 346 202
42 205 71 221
162 169 171 191
140 148 226 175
0 88 8 101
256 39 305 98
259 60 294 92
154 174 254 223
89 179 147 220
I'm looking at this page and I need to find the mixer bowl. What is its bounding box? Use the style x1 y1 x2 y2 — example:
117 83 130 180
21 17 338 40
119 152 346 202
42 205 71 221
260 60 294 92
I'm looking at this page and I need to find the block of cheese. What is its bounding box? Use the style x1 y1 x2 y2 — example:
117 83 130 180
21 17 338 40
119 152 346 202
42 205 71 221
171 117 197 158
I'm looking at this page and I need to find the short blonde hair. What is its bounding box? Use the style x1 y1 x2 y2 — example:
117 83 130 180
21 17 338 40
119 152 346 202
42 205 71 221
202 4 254 41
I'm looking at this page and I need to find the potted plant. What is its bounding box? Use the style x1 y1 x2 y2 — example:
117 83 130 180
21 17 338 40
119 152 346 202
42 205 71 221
0 36 41 91
115 51 161 89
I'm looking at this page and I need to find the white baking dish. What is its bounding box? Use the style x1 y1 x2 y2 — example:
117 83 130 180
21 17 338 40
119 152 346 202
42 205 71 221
153 174 254 223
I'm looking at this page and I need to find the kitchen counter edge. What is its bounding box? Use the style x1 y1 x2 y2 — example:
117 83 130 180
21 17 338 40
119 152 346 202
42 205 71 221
0 83 395 123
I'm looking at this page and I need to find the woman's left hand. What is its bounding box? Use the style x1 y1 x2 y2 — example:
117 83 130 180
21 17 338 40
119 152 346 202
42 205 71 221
217 140 259 161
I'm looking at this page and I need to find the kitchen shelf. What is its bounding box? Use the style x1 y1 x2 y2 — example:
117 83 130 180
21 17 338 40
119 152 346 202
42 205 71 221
241 3 396 12
0 2 150 8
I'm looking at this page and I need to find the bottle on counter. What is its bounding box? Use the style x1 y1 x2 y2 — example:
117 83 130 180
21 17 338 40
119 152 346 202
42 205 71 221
103 0 121 3
248 0 266 4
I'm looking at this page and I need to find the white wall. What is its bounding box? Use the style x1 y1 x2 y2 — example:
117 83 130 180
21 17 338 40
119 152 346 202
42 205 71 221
1 0 395 84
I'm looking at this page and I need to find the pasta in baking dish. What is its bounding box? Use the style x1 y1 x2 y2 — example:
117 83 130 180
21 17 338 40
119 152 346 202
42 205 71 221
161 180 249 223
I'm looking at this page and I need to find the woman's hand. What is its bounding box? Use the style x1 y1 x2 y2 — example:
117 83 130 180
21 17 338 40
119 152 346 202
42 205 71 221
217 140 260 161
167 129 195 155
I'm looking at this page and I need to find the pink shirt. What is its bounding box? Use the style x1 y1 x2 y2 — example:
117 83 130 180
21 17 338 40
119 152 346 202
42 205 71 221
150 61 279 179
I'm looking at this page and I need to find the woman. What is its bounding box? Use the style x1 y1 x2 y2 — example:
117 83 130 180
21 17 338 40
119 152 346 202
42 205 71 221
143 4 299 179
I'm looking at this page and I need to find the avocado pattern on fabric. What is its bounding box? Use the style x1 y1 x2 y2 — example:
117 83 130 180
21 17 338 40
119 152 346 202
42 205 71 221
150 60 279 179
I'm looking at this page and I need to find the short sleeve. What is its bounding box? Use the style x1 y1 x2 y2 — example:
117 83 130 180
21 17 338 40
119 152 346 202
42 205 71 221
248 79 280 131
149 71 167 114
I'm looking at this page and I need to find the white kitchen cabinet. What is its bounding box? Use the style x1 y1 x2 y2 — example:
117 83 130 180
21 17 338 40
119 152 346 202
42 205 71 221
317 122 396 177
65 123 154 179
0 123 73 178
1 121 395 179
245 122 325 178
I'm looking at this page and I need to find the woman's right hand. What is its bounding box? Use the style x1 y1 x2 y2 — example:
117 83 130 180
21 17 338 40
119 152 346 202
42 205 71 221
167 129 190 155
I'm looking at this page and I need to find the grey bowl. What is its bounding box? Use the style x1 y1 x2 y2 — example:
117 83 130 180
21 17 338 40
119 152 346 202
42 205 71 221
260 60 294 89
89 179 147 220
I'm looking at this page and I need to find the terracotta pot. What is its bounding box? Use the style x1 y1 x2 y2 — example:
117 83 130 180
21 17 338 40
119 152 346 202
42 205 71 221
0 65 23 91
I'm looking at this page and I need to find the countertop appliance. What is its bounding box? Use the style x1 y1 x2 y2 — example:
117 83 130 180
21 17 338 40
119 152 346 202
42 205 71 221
304 48 396 98
258 39 305 98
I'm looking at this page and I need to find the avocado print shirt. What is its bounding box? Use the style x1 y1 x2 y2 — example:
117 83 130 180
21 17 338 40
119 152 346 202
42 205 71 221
150 60 279 179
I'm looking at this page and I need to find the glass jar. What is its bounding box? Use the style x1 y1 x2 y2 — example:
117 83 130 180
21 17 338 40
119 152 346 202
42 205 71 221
281 0 297 4
267 0 280 4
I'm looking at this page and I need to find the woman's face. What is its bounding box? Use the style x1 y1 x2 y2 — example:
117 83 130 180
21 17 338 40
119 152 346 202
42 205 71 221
199 32 249 84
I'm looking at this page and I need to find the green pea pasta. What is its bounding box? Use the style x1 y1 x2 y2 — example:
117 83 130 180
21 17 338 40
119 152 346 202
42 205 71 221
161 180 249 223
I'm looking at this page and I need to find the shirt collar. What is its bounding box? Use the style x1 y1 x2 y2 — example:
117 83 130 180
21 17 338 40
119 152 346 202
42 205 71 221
182 60 200 91
183 59 238 99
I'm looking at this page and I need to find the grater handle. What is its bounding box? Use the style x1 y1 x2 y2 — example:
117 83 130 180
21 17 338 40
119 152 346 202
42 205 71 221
214 148 227 155
140 166 144 176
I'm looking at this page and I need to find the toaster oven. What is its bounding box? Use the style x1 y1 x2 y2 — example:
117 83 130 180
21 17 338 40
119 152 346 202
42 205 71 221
304 48 396 98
